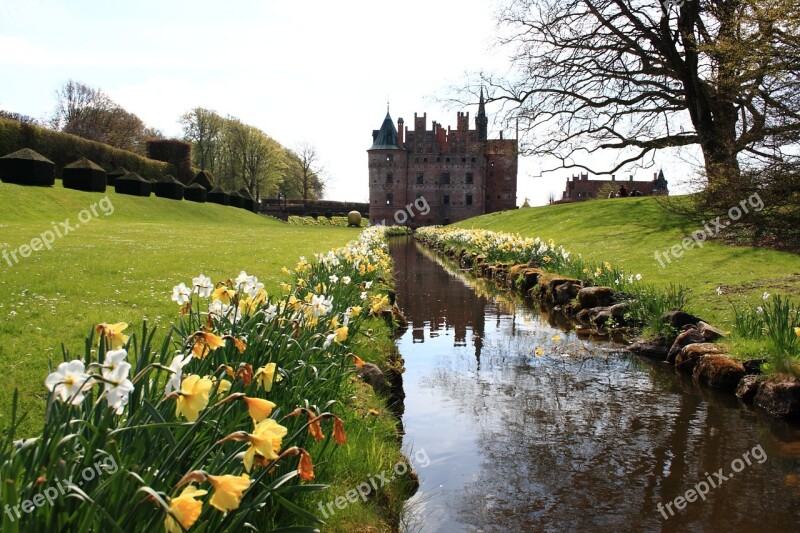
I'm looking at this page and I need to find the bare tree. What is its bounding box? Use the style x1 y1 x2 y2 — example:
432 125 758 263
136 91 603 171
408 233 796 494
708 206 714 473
282 143 326 200
50 80 150 153
481 0 800 190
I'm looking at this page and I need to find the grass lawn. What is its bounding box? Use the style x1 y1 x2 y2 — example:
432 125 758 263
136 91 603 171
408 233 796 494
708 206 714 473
0 183 360 435
455 196 800 327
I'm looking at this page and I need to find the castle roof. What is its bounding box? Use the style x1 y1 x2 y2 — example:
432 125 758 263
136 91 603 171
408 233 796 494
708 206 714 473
370 112 399 150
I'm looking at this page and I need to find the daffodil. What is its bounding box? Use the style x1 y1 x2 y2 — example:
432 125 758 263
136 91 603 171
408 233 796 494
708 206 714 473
102 349 133 414
95 322 129 350
44 360 94 405
297 449 315 481
164 485 207 533
191 331 225 359
192 274 214 298
535 347 544 356
242 396 276 422
242 419 288 472
255 362 282 392
552 334 561 342
217 379 231 395
212 285 235 305
175 375 213 421
165 352 192 395
334 326 348 343
207 474 250 512
795 326 800 337
172 283 191 306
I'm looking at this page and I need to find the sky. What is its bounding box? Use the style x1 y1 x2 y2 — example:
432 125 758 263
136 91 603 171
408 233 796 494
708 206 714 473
0 0 698 205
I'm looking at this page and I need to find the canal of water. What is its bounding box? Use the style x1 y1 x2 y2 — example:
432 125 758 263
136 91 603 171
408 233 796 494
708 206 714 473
389 237 800 532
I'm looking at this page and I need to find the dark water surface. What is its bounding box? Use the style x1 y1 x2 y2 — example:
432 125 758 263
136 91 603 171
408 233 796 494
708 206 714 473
390 238 800 533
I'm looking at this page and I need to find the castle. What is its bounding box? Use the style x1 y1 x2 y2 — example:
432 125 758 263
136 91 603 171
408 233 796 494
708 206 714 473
367 91 518 226
560 170 668 201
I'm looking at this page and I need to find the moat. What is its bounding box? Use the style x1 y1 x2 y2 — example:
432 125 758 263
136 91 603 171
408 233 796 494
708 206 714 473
390 237 800 532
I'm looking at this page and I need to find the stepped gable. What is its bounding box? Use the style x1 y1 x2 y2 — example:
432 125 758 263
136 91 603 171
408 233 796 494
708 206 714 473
0 148 55 186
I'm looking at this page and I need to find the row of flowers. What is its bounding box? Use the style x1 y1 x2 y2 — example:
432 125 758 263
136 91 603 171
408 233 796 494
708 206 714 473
2 226 397 532
415 226 643 289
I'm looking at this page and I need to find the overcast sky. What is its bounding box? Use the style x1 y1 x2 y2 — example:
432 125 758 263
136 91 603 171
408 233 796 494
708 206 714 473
0 0 698 205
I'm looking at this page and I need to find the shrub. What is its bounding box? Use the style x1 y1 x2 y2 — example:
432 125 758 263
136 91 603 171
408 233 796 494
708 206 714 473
0 118 172 181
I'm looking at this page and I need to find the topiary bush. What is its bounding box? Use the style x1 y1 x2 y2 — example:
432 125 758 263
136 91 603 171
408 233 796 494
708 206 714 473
62 157 107 192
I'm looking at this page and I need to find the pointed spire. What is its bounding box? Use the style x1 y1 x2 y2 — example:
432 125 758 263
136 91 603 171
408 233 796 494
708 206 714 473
476 86 488 141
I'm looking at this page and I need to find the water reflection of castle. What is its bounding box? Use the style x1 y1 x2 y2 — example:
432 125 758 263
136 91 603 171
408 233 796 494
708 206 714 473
390 239 487 360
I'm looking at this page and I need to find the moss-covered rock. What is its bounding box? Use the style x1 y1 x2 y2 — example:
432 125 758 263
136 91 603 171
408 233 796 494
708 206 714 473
692 354 745 391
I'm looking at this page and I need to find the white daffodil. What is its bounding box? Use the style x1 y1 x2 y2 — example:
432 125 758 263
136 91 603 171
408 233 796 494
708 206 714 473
45 360 94 405
364 281 373 289
635 273 642 281
762 292 770 301
192 274 214 298
342 276 352 285
360 291 368 300
165 352 192 395
263 304 278 322
209 300 232 320
102 349 129 381
329 274 339 284
310 294 333 317
106 378 134 415
171 283 191 305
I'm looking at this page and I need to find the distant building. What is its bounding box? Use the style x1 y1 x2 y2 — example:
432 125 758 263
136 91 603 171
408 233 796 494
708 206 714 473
367 91 518 226
560 170 668 201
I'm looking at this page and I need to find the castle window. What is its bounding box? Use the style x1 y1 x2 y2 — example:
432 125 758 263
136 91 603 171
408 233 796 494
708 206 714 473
416 172 424 185
462 157 466 162
441 172 450 184
466 194 473 206
471 157 476 162
423 157 427 162
445 157 450 163
386 154 393 162
386 173 393 184
436 157 441 162
466 172 473 184
443 194 450 205
414 157 419 163
386 192 393 205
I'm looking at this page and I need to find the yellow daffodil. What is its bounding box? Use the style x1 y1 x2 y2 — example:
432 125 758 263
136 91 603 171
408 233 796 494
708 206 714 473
280 282 292 292
176 375 213 421
192 331 225 359
334 326 348 343
255 362 282 392
795 327 800 337
207 474 250 513
242 396 276 422
350 306 362 317
243 419 288 472
552 334 561 342
217 379 231 395
287 295 302 311
164 485 207 533
535 347 544 356
281 267 291 275
95 322 129 350
212 286 235 305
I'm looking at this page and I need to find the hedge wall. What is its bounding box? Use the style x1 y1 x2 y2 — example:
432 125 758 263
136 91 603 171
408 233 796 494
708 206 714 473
0 117 173 181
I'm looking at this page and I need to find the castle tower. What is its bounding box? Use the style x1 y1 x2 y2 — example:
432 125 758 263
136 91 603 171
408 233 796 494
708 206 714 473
367 111 407 224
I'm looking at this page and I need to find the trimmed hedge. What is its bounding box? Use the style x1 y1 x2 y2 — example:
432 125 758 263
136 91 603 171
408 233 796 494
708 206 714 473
184 183 207 203
146 139 192 183
62 157 107 192
153 175 185 200
0 117 173 181
0 148 55 186
115 172 152 197
207 186 230 206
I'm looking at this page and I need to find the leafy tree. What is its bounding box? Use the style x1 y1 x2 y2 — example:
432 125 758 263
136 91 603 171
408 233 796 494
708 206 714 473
483 0 800 190
281 143 326 200
179 107 223 170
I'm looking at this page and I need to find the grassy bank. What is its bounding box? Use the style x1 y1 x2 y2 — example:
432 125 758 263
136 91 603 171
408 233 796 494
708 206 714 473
455 196 799 327
0 183 356 434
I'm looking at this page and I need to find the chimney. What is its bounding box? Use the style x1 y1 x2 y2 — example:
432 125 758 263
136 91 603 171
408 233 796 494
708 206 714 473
397 118 404 146
500 131 504 140
629 174 633 182
611 174 615 181
581 172 588 181
653 172 657 180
